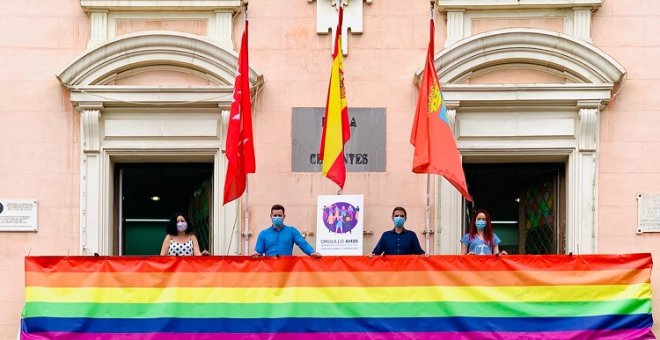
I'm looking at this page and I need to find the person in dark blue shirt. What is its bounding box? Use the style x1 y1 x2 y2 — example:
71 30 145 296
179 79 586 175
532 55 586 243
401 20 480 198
254 204 321 257
371 207 425 256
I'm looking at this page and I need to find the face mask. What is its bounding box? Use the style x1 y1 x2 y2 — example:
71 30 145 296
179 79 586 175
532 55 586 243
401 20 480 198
393 216 405 228
272 216 284 228
176 222 188 232
475 220 486 230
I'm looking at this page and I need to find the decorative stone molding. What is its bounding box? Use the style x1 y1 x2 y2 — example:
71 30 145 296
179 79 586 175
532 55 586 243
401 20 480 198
214 10 235 50
80 0 243 11
80 106 103 153
573 8 593 43
444 10 465 48
441 84 613 104
308 0 373 55
437 0 603 46
88 11 109 48
60 32 263 87
444 100 460 131
577 101 600 152
80 1 243 48
425 28 625 85
436 0 603 10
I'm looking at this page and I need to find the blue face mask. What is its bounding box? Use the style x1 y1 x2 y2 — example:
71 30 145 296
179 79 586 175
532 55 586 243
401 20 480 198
475 220 486 230
393 216 405 228
272 216 284 228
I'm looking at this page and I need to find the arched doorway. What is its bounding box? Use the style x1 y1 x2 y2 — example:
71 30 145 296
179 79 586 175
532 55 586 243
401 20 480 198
426 28 625 254
58 31 264 256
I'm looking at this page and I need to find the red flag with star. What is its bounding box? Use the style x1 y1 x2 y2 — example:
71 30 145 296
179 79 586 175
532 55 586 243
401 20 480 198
223 19 255 205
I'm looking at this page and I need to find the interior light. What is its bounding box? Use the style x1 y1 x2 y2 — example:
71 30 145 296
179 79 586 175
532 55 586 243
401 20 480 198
150 196 161 201
514 198 520 203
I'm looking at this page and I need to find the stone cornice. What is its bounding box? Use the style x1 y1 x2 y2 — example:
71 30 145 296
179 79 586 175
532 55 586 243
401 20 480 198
79 0 243 12
436 0 603 11
440 83 612 106
69 86 235 108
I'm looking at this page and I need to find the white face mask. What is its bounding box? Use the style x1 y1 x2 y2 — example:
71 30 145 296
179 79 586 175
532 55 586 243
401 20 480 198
176 222 188 232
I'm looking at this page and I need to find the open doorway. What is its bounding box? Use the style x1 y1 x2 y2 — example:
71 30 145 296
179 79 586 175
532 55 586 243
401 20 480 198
464 163 566 255
115 163 213 255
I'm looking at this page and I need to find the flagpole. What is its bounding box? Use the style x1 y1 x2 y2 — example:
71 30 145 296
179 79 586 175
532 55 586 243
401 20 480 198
244 182 250 255
337 1 343 196
242 2 250 256
425 174 431 254
424 0 434 255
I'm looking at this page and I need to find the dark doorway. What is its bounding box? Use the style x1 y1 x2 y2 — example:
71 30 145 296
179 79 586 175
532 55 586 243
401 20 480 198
464 163 565 255
115 163 213 255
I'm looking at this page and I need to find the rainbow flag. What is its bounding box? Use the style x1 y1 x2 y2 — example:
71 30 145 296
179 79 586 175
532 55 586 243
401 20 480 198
22 254 654 339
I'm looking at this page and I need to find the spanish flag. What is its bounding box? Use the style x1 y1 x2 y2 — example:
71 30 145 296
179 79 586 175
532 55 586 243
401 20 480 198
411 17 472 201
319 6 350 189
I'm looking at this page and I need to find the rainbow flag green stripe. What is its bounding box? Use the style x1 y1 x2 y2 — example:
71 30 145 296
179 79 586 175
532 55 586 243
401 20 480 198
21 254 655 339
23 299 652 319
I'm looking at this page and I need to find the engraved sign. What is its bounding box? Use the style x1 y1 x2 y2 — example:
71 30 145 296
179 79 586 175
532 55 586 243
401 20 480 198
636 193 660 233
292 107 385 172
0 199 38 231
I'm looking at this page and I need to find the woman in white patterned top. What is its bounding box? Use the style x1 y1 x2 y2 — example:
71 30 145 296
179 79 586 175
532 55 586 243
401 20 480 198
159 213 208 256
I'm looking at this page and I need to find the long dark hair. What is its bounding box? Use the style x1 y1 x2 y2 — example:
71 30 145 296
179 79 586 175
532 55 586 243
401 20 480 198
468 208 495 249
166 212 194 236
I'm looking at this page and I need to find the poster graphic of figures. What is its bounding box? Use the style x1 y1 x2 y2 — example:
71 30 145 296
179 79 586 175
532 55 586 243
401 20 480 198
316 195 364 255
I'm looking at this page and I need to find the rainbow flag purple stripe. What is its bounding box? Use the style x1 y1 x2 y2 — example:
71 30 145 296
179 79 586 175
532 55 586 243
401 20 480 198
21 254 654 339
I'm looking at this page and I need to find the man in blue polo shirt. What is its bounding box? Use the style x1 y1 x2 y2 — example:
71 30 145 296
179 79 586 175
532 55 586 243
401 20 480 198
372 207 425 256
254 204 321 257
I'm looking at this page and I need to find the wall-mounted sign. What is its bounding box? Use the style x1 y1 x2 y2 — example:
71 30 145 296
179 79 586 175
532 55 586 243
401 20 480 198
292 107 385 172
636 193 660 233
0 199 38 231
316 194 364 255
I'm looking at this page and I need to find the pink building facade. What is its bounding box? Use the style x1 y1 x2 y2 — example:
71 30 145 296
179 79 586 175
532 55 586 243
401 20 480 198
0 0 658 336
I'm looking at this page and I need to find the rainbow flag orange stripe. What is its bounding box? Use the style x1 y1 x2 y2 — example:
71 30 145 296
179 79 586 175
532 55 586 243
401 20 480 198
21 254 654 339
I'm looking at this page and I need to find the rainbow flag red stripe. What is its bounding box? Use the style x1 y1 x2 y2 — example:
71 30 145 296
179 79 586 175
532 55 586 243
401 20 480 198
21 254 654 339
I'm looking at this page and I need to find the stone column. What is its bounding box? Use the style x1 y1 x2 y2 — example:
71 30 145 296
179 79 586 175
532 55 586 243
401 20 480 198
436 102 464 254
88 11 108 48
574 101 600 253
213 10 234 51
573 8 593 43
80 105 103 255
445 10 465 48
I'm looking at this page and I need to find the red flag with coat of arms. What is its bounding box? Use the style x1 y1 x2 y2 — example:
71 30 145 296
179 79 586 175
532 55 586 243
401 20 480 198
410 18 472 202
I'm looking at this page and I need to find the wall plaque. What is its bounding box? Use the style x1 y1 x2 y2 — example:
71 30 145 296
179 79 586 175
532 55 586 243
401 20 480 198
636 193 660 233
0 199 38 231
292 107 385 172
